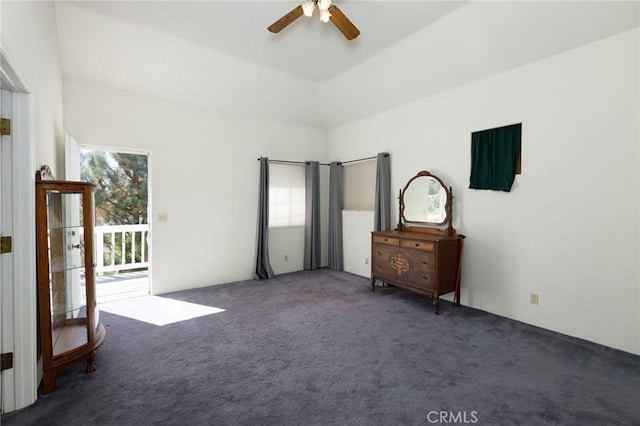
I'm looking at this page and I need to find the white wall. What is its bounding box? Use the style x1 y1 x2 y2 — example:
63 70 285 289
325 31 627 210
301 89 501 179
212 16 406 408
329 29 640 355
342 210 374 277
318 1 640 128
64 79 328 295
269 227 305 275
1 1 64 175
55 2 321 129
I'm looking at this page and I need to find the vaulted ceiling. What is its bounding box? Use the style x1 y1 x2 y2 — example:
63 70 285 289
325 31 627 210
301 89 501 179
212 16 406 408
55 1 639 129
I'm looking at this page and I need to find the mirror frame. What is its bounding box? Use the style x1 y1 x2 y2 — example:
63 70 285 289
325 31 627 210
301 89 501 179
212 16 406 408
397 170 455 236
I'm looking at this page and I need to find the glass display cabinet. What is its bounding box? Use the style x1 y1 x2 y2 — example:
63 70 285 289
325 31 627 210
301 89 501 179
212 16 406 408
35 167 106 393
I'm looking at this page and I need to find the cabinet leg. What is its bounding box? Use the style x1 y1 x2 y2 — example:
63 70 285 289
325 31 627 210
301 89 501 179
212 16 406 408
85 350 97 374
433 297 440 315
370 276 376 292
42 371 56 394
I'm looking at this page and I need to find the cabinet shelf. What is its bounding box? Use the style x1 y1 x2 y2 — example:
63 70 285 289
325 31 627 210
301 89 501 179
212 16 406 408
49 263 86 274
52 321 88 356
51 306 87 317
48 223 84 230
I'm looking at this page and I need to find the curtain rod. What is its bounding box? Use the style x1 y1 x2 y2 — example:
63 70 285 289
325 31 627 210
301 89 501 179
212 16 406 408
340 155 379 165
257 158 330 166
257 153 386 166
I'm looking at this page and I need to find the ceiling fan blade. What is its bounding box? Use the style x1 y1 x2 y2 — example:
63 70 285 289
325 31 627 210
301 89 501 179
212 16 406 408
268 5 304 33
328 5 360 40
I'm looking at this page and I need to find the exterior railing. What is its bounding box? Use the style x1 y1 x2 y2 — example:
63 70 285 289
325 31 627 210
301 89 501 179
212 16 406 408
95 224 149 276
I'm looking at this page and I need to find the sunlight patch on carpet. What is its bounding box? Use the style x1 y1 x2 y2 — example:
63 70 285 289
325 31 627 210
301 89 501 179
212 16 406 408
100 295 225 326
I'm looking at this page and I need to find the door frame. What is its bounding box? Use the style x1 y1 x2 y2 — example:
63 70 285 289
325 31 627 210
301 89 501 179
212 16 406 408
71 144 153 299
1 48 38 413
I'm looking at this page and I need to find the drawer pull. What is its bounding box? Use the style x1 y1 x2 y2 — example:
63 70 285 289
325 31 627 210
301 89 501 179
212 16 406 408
377 251 382 256
384 238 389 242
422 260 429 266
422 276 430 281
415 243 420 247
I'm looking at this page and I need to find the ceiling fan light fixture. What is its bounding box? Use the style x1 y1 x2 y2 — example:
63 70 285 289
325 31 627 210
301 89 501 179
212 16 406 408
268 0 359 40
319 8 331 23
317 0 331 11
302 0 315 17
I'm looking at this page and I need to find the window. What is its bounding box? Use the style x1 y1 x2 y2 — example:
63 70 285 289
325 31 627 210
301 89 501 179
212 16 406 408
343 160 376 211
469 123 522 192
269 164 305 227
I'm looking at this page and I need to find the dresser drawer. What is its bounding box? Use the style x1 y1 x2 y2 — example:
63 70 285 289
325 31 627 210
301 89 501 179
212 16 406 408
410 252 435 272
400 239 434 252
372 259 391 276
394 251 435 276
373 235 400 246
404 269 435 292
373 269 434 293
372 245 394 261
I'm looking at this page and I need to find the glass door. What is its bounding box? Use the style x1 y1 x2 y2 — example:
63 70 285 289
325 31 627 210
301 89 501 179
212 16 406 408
46 190 89 356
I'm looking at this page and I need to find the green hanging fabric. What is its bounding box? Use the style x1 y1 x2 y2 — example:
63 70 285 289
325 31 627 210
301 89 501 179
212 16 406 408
469 123 521 192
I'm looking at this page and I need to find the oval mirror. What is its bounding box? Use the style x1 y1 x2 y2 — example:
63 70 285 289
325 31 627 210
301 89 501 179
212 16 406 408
400 171 451 228
402 176 447 224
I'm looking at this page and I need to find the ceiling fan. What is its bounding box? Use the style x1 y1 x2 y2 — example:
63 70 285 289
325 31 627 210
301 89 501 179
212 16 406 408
268 0 360 41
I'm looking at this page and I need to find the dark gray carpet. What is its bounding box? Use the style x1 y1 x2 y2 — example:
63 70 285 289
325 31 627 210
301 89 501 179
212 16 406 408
3 269 639 425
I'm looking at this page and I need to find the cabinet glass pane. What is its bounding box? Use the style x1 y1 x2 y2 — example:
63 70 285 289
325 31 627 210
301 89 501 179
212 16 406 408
46 191 89 355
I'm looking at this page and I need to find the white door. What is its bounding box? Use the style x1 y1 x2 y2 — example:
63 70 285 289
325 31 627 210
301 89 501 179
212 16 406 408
64 134 84 311
0 49 38 413
0 89 13 412
65 133 81 181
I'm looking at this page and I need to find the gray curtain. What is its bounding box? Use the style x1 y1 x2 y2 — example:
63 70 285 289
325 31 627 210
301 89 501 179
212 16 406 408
374 152 391 231
328 161 343 271
304 161 321 270
254 157 274 280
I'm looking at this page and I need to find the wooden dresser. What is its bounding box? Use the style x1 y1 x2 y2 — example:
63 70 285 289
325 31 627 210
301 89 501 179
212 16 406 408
370 171 464 314
371 230 461 314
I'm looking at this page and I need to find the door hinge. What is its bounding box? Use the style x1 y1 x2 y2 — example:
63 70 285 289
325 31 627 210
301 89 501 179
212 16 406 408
1 352 13 371
0 236 12 254
0 118 10 136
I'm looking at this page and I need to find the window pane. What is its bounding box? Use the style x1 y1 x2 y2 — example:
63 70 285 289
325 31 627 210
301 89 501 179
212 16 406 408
343 160 376 211
269 164 305 227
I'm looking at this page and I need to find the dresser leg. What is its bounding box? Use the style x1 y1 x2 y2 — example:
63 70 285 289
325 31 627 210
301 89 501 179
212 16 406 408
454 237 464 307
433 297 440 315
371 276 376 292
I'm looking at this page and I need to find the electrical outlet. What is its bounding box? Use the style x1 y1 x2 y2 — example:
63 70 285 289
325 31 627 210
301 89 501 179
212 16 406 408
530 293 539 305
365 257 369 265
284 255 288 262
